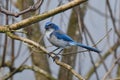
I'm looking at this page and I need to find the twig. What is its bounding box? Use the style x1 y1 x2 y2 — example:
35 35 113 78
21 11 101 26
106 0 120 37
6 32 48 53
85 40 120 79
3 50 32 80
2 62 56 80
20 65 56 80
60 28 112 56
55 58 85 80
93 28 112 47
6 32 85 80
0 0 44 17
9 65 56 80
102 55 120 80
14 33 24 59
1 0 9 67
0 0 87 33
84 30 99 80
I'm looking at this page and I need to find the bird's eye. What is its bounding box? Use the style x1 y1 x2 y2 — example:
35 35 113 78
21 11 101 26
48 24 52 26
45 23 54 30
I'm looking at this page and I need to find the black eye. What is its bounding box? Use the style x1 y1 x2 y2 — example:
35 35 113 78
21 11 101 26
48 24 52 26
45 23 54 30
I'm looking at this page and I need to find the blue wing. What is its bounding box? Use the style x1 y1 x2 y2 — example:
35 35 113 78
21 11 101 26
51 30 74 42
50 30 101 53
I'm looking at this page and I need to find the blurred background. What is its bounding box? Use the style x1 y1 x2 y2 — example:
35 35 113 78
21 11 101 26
0 0 120 80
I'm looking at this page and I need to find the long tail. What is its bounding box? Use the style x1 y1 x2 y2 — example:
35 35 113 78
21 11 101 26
72 42 101 53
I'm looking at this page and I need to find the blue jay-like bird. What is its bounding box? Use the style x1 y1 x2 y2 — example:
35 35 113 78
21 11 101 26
45 22 100 54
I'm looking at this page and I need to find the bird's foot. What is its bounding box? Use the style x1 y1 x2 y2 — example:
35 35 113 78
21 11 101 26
52 55 59 61
47 52 60 61
48 52 55 57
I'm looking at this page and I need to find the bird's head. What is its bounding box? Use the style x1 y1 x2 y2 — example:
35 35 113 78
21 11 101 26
45 22 60 31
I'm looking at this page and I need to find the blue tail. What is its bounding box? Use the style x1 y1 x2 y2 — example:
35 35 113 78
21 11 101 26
71 42 101 53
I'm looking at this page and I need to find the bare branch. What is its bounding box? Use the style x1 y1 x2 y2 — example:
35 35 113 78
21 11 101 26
0 0 44 17
22 65 56 80
54 58 85 80
0 0 87 32
6 32 85 80
102 55 120 80
0 60 55 80
3 64 56 80
6 32 48 53
106 0 120 37
86 40 120 79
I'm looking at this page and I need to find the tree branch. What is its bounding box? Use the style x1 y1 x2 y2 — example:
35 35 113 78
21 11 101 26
102 55 120 80
3 64 56 80
85 40 120 79
55 58 85 80
0 0 87 32
0 60 55 80
6 32 85 80
0 0 44 17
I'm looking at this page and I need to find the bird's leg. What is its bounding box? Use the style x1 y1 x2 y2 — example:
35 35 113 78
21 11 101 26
52 55 60 61
48 47 59 57
56 49 63 55
47 47 60 61
50 47 60 53
51 49 63 61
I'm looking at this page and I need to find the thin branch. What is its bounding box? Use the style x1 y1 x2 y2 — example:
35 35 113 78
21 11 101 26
5 31 42 54
6 32 48 53
102 55 120 80
0 0 87 32
93 28 112 47
20 65 56 80
85 40 120 79
1 62 56 80
0 0 44 17
10 37 15 72
85 27 112 74
2 35 7 66
6 32 84 80
14 34 23 59
54 58 85 80
3 50 32 80
60 28 112 56
84 30 99 80
1 0 9 67
88 4 120 22
106 0 120 37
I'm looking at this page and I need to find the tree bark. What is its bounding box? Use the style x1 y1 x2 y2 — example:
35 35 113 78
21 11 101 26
15 0 51 80
58 10 80 80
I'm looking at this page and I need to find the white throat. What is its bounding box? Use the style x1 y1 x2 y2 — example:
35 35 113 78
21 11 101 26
45 29 54 38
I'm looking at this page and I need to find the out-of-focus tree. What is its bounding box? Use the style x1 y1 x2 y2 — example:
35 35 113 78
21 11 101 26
15 0 51 80
0 0 120 80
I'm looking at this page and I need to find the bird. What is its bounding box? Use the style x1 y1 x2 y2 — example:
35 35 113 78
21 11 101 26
45 22 101 54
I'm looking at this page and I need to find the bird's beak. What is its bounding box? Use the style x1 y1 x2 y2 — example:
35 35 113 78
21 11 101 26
45 27 49 30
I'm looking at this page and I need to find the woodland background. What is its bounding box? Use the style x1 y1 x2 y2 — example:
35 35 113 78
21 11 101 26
0 0 120 80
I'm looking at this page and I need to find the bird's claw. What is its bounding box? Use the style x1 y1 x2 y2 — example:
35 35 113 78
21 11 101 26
47 52 60 61
52 55 59 61
48 52 52 58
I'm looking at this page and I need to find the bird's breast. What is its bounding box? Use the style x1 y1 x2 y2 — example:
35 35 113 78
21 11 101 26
45 29 54 38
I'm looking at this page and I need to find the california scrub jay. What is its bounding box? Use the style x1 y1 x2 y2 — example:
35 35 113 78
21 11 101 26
45 22 100 54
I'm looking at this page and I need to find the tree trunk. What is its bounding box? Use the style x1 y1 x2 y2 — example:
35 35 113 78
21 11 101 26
58 10 80 80
15 0 51 80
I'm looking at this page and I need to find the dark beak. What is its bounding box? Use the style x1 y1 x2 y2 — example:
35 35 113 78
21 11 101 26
45 27 49 30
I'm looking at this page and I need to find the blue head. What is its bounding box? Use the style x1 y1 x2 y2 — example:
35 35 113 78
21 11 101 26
45 22 60 31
